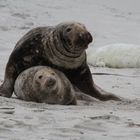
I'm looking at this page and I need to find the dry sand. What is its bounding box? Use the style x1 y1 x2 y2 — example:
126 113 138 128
0 0 140 140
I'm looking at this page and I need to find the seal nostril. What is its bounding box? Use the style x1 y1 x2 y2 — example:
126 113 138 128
38 75 43 79
79 32 92 44
66 28 72 33
46 77 56 87
87 32 93 43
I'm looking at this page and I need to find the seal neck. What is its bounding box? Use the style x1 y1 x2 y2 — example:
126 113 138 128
43 30 86 69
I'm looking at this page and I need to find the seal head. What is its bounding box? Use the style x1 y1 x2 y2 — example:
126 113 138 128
58 22 93 51
32 69 63 104
43 22 93 69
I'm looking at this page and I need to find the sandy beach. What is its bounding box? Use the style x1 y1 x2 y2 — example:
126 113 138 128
1 68 140 140
0 0 140 140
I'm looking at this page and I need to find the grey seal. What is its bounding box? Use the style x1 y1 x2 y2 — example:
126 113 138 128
0 22 120 101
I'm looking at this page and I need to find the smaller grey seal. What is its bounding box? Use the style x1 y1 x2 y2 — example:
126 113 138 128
14 66 95 105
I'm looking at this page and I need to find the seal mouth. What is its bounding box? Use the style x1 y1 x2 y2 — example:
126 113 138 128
75 32 93 49
81 32 93 44
44 77 56 87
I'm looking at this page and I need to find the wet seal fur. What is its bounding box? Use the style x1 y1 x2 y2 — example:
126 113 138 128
0 21 121 101
14 66 96 105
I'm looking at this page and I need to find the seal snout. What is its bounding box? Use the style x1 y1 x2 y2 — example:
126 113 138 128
79 32 93 45
86 32 93 43
45 77 56 87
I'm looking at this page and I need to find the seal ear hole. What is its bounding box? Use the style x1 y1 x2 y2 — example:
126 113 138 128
66 28 72 33
38 75 43 79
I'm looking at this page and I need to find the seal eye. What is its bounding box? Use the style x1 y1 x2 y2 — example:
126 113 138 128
38 75 43 79
66 28 72 33
51 73 55 76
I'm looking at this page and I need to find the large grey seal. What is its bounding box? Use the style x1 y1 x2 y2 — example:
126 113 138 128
14 66 96 105
0 21 120 101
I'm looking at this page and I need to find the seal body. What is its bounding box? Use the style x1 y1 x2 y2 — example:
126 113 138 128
14 66 77 105
0 22 120 101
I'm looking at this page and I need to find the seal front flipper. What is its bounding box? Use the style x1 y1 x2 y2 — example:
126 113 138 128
75 91 98 102
72 64 121 101
0 85 12 97
0 63 16 97
94 84 121 101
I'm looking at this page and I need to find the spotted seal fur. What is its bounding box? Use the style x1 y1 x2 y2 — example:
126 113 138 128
14 66 77 105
